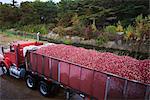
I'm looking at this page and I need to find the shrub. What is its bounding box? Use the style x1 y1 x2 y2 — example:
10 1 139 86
52 26 66 36
39 25 48 34
116 21 124 32
63 39 72 45
104 25 117 34
135 15 150 39
125 25 134 39
96 35 108 45
47 23 55 30
19 24 48 34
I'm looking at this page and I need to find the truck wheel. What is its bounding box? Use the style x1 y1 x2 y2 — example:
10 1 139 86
39 81 50 97
26 75 37 89
69 94 84 100
0 62 9 75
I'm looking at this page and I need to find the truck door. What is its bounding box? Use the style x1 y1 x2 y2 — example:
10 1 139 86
4 45 17 66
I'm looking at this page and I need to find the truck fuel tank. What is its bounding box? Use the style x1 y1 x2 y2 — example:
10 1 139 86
9 66 26 78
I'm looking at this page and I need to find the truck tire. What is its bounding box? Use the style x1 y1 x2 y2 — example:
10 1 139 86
0 62 8 75
26 75 37 89
70 94 84 100
39 81 50 97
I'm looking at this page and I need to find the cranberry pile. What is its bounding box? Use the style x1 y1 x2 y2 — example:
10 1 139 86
35 44 150 84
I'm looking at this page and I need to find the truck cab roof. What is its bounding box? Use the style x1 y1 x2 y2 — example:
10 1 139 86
11 41 43 48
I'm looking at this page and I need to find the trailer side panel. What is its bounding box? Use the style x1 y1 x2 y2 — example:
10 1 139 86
60 62 70 85
51 59 59 80
44 56 50 77
92 72 107 100
80 68 93 95
107 77 124 99
69 65 81 90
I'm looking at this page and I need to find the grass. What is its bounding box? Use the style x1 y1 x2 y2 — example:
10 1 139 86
0 30 49 46
0 31 36 46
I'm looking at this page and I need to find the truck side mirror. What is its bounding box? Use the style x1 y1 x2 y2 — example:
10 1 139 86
1 47 4 55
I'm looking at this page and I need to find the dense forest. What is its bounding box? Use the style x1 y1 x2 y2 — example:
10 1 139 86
0 0 149 43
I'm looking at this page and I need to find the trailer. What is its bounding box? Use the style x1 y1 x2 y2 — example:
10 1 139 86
24 51 149 100
0 41 149 100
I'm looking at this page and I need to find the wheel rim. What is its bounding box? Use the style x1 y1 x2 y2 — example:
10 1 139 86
27 78 33 88
40 84 48 95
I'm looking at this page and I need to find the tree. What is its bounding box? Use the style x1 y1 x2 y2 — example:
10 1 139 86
0 0 149 30
19 1 38 25
0 4 21 28
11 0 17 7
33 0 58 24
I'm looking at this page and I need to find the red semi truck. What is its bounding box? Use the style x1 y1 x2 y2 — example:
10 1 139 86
0 41 149 100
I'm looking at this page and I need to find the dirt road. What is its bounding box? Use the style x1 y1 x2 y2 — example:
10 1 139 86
0 33 64 100
0 76 64 100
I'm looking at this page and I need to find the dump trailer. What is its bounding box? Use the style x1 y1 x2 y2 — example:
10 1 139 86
25 50 150 100
0 41 149 100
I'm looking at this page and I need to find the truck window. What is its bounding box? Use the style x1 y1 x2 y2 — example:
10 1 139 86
10 46 15 52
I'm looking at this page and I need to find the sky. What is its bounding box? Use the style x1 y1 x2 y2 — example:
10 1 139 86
0 0 61 4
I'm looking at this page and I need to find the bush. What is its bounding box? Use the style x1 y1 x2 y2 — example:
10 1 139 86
125 25 134 40
70 24 86 37
135 15 150 39
39 25 48 34
96 35 108 45
47 23 55 30
63 39 72 45
22 25 34 33
52 26 66 36
19 24 48 34
83 25 96 39
116 21 124 32
104 25 117 34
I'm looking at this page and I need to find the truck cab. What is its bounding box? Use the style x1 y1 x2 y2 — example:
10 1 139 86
0 41 43 78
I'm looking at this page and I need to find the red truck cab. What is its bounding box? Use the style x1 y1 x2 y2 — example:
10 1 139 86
4 41 43 68
1 41 43 78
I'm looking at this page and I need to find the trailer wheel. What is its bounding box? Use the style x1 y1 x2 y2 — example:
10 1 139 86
26 75 37 89
39 81 50 97
69 93 84 100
